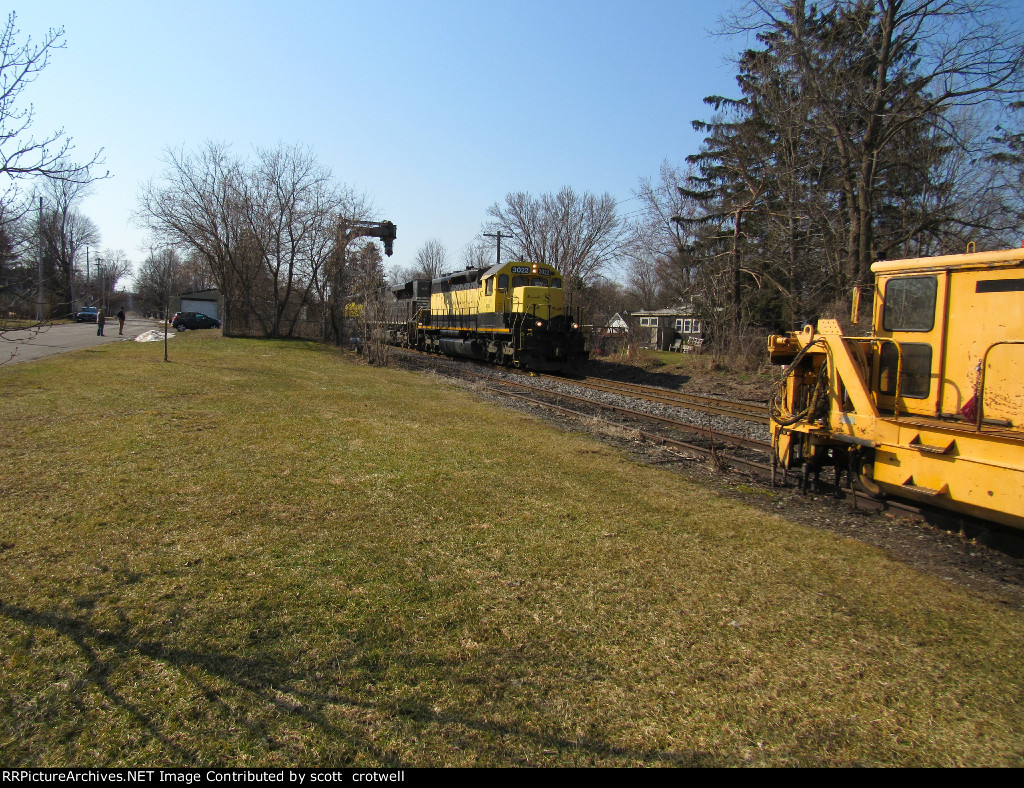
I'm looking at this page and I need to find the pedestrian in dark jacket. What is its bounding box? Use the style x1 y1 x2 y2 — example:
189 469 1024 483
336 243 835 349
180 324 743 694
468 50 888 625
116 308 126 335
97 310 105 336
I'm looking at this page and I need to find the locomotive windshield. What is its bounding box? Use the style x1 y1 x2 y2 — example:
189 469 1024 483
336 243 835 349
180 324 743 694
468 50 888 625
883 276 937 332
511 275 554 287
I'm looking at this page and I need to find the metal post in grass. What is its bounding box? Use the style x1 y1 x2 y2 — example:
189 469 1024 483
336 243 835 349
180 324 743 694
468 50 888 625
163 252 170 363
36 197 45 322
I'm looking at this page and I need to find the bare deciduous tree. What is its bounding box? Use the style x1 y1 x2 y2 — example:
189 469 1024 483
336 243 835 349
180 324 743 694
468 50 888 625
485 187 625 304
460 238 493 270
137 141 372 341
411 238 447 279
96 248 132 310
626 161 704 309
137 247 181 361
0 12 104 353
137 141 257 329
135 248 186 319
243 144 342 337
0 13 103 204
40 176 99 315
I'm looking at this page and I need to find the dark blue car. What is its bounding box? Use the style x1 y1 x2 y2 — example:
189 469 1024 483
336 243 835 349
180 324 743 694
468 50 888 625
172 312 221 331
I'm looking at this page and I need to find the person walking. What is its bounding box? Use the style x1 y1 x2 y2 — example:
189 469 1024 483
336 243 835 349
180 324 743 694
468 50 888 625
97 309 105 337
116 308 126 335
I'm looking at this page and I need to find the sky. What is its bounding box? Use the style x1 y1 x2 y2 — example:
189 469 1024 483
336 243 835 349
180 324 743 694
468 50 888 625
10 1 754 282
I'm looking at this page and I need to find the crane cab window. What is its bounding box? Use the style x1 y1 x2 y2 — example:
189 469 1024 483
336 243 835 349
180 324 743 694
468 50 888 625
879 342 932 399
883 276 937 332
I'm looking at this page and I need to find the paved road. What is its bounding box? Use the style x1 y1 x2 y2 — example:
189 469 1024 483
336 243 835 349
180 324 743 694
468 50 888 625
1 317 166 366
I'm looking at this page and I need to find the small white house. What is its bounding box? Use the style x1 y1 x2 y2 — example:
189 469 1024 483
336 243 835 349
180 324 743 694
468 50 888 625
606 312 630 333
632 306 705 351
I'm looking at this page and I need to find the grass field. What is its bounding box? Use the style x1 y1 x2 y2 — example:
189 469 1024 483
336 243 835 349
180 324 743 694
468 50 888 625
1 333 1022 767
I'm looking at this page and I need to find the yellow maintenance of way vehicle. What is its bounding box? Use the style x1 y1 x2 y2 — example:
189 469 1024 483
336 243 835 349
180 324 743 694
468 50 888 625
768 244 1024 530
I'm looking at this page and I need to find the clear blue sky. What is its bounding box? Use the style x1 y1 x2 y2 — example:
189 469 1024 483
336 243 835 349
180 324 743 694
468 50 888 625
11 1 754 280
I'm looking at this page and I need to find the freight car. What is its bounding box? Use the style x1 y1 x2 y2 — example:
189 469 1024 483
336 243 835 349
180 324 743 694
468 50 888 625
767 245 1024 530
382 260 588 372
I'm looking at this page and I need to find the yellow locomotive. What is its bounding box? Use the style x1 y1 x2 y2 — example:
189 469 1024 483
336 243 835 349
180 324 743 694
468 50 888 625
768 245 1024 530
386 260 588 371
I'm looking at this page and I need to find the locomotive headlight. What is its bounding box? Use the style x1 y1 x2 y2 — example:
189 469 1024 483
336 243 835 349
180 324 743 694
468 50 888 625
572 322 579 329
536 320 543 328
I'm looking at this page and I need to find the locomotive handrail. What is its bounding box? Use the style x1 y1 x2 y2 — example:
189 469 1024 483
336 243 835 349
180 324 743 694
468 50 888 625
975 340 1024 431
802 331 904 421
867 336 904 420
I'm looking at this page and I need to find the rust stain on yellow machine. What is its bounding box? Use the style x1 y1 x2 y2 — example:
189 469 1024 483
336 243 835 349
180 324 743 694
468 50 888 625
768 245 1024 529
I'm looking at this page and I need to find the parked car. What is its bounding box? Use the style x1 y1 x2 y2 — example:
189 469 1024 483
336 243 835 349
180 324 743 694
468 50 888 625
76 306 99 323
172 311 221 331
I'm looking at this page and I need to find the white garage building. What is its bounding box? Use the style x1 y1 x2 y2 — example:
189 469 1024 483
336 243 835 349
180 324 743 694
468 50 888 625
177 289 220 319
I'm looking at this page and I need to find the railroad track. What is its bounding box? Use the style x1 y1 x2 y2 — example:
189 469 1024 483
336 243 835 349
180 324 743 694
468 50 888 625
490 378 772 453
397 346 766 423
487 381 944 521
538 372 769 424
491 383 773 470
393 345 1024 547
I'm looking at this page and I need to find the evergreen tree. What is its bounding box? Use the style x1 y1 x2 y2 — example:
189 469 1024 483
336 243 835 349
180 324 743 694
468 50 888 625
684 0 1024 335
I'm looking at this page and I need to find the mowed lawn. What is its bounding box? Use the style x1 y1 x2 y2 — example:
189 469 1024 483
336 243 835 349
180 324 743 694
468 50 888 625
1 334 1022 767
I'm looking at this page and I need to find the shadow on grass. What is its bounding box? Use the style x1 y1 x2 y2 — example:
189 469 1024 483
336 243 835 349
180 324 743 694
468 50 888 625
582 359 691 389
2 600 722 767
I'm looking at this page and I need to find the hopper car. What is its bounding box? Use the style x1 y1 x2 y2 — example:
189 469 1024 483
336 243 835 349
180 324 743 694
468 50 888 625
768 245 1024 530
380 260 589 372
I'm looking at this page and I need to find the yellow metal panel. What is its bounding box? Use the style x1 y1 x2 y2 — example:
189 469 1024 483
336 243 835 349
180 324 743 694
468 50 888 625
942 269 1024 428
871 428 1024 529
871 246 1024 274
512 286 565 321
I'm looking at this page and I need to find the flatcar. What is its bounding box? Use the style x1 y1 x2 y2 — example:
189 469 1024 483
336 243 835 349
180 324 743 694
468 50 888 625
382 260 589 372
768 244 1024 530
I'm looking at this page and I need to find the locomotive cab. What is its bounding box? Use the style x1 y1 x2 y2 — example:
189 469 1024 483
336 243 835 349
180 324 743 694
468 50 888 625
872 256 1024 426
479 264 566 322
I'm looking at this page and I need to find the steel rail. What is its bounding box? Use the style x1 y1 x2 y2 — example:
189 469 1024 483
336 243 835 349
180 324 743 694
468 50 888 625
568 375 769 423
489 378 773 453
487 385 933 518
489 386 775 475
396 345 1024 550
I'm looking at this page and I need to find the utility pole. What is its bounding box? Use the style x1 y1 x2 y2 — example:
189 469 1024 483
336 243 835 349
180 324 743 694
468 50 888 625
153 246 171 363
484 230 513 266
96 262 106 315
36 197 44 322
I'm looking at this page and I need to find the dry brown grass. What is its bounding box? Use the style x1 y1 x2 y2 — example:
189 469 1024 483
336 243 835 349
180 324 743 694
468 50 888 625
1 333 1022 766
